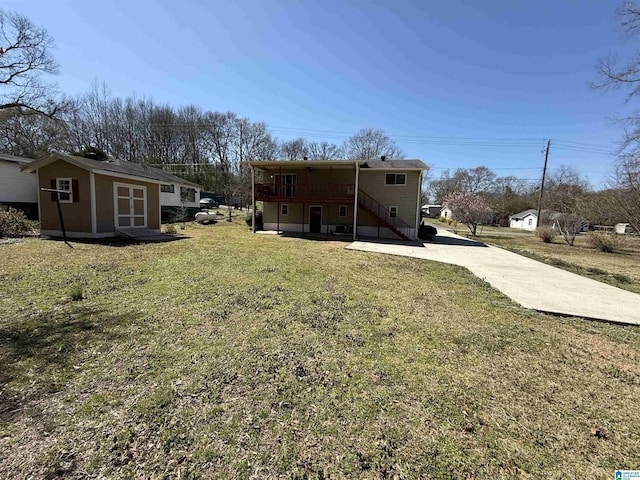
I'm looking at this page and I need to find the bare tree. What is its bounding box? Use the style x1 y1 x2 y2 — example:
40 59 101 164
279 137 308 160
593 2 640 230
543 166 590 246
344 128 404 161
0 9 64 117
307 140 343 160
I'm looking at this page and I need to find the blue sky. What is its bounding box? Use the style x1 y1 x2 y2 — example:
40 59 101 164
5 0 632 187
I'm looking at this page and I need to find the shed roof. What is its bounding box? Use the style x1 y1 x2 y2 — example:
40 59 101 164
0 153 34 165
22 153 201 188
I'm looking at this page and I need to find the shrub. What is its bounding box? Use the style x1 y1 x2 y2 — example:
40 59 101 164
586 232 625 253
535 225 555 243
438 216 446 223
0 207 38 238
418 224 437 241
447 218 454 225
245 210 263 230
69 285 84 301
164 224 177 234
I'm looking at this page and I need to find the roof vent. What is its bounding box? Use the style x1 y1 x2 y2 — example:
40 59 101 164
84 152 100 160
380 156 386 161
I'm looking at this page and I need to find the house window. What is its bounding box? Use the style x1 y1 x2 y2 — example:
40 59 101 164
180 187 196 202
339 205 347 217
281 204 288 216
528 218 533 226
389 206 398 218
161 184 174 193
56 178 72 203
385 173 406 186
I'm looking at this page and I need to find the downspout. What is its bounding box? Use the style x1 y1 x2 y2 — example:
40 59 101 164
414 170 423 240
352 162 360 240
251 166 256 233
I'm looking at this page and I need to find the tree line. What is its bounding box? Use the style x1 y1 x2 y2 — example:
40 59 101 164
1 5 639 230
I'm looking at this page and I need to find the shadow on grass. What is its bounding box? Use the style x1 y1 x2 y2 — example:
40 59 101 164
0 305 141 421
41 235 189 247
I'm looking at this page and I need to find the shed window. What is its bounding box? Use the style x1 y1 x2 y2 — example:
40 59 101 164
385 173 406 185
161 184 174 193
528 218 533 226
339 205 347 217
180 187 196 202
281 204 288 216
389 206 398 218
56 178 72 203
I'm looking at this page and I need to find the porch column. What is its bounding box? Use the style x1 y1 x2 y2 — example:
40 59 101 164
352 162 359 240
251 166 256 233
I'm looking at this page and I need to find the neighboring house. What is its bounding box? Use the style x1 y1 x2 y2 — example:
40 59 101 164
509 209 539 231
615 223 636 234
440 206 452 220
159 179 202 223
246 158 427 240
0 153 38 219
509 209 588 233
421 204 442 218
22 152 201 238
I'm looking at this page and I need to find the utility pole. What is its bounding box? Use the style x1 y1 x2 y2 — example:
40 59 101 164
536 140 551 228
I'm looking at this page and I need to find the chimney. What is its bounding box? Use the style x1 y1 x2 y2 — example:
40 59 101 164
380 156 386 161
303 156 308 160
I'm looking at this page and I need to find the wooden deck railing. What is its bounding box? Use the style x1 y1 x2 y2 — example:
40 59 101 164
255 183 355 201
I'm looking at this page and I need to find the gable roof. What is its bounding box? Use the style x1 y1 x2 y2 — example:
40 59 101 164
21 152 201 188
510 209 538 219
0 153 34 165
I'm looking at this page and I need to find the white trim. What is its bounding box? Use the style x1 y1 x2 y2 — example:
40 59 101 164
114 182 147 229
56 177 73 203
384 172 407 186
353 163 359 240
281 204 289 216
415 170 422 235
309 204 322 233
389 206 398 218
157 185 161 230
90 172 97 234
338 205 347 217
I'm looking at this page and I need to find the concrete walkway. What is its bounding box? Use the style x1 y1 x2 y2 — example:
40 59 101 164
346 229 640 325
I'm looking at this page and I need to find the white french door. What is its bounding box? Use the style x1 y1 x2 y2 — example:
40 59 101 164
114 183 147 228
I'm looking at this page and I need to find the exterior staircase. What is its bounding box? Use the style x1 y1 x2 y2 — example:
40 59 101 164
358 189 412 240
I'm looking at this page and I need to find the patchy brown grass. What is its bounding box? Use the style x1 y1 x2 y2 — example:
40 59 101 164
1 222 640 478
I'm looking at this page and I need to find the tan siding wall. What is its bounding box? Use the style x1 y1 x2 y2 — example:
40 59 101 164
358 170 420 226
95 174 114 233
263 201 353 230
39 161 91 232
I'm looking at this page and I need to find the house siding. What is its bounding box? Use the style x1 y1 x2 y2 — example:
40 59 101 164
39 161 92 233
358 170 420 228
0 160 37 203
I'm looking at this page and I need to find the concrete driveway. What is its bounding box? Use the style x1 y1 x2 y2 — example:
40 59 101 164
346 229 640 325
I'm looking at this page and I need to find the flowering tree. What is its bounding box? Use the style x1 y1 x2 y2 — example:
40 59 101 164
443 192 493 236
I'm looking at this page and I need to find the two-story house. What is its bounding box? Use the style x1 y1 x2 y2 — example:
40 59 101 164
247 158 427 240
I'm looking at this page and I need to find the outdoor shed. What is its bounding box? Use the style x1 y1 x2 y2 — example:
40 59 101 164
22 153 199 238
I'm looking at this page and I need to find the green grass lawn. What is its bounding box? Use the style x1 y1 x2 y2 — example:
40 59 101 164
1 222 640 478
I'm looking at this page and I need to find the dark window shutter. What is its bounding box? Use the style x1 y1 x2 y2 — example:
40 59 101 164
50 179 57 201
72 179 79 202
